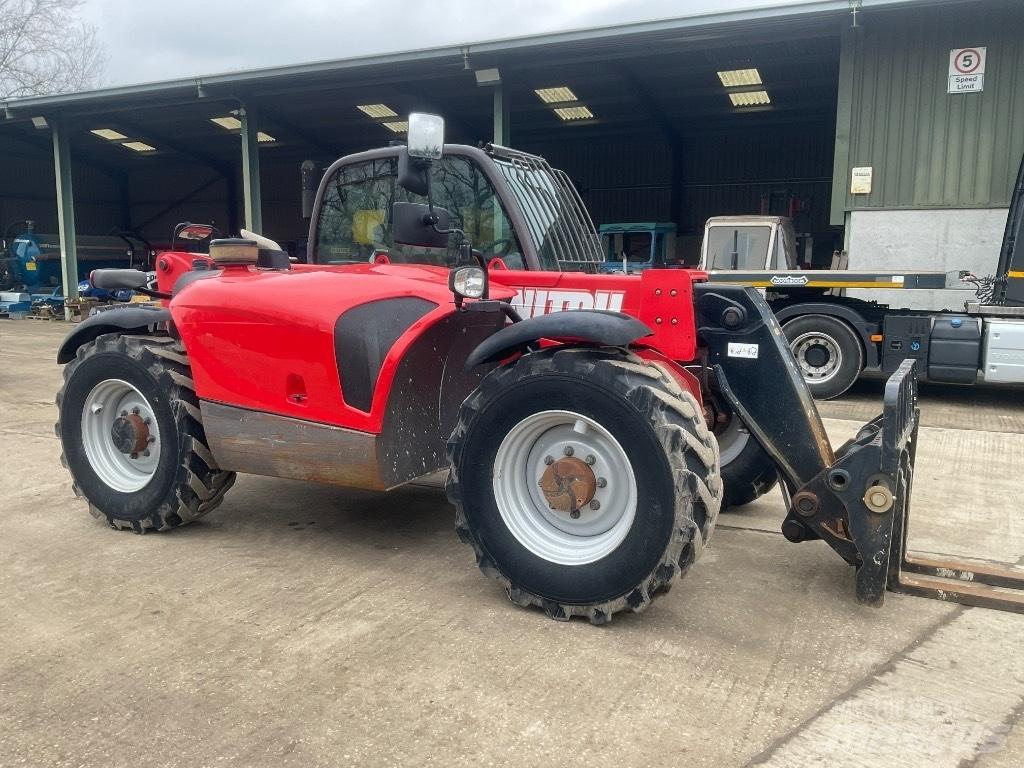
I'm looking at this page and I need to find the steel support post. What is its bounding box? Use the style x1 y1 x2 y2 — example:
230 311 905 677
239 106 263 233
493 84 510 146
52 120 79 318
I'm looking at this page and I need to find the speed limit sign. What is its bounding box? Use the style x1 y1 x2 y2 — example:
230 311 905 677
948 47 986 93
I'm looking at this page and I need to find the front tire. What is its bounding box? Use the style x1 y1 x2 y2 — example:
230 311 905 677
783 314 864 400
717 415 778 509
447 347 722 624
56 333 235 532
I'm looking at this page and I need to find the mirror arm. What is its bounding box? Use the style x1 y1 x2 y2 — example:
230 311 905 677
500 302 523 324
423 162 435 215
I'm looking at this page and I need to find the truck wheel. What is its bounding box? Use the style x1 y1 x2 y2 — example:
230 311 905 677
447 347 722 624
717 416 778 509
782 314 864 399
55 333 235 532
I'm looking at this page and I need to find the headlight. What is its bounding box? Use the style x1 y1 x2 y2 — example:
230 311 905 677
450 266 487 299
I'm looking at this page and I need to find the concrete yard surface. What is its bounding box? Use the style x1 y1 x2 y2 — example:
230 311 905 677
1 320 1023 768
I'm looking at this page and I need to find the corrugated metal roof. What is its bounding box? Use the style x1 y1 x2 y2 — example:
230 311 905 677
2 0 943 116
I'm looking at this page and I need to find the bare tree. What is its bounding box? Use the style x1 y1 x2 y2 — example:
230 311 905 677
0 0 105 98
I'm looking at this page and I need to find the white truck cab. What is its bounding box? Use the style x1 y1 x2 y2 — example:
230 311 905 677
699 216 799 271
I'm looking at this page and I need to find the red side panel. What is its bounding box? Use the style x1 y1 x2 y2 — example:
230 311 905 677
489 268 703 362
167 263 474 433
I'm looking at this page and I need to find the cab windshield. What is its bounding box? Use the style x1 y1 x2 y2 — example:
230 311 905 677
705 226 773 270
314 155 527 269
603 232 654 264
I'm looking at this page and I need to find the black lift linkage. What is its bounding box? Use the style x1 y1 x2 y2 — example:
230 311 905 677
695 283 1024 613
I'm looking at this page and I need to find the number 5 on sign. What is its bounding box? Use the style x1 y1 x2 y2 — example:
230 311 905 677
948 47 986 93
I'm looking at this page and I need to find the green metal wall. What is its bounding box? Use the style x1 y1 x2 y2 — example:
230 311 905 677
831 0 1024 225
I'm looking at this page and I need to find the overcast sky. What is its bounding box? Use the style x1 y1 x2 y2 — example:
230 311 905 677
82 0 793 86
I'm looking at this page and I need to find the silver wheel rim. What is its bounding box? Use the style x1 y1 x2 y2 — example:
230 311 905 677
791 331 842 384
715 415 750 466
492 410 637 566
81 379 161 492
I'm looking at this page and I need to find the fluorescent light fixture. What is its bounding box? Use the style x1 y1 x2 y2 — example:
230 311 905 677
553 106 594 121
257 132 276 143
122 141 157 152
210 116 242 130
382 120 409 133
729 90 771 107
475 68 501 86
31 116 48 129
91 128 127 141
717 68 762 87
357 104 397 119
535 86 577 104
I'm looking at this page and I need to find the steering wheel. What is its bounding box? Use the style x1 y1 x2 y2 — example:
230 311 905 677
475 238 514 262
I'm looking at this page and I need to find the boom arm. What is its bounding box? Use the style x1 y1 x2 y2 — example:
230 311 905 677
696 283 1024 611
695 283 917 604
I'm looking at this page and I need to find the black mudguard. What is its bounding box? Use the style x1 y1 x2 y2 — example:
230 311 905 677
464 310 652 370
56 305 171 364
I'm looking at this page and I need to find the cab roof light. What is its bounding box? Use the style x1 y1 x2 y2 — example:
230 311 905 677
553 106 594 121
729 90 771 107
535 86 577 104
357 104 398 119
210 116 242 130
90 128 127 140
122 141 157 153
257 132 276 143
717 68 762 87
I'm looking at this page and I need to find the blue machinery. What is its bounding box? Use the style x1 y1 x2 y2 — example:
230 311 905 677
1 222 148 316
598 222 678 274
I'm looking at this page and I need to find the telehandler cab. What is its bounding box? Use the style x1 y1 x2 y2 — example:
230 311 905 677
56 114 1020 622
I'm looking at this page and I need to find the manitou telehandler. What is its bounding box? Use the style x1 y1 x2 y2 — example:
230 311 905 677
55 114 1023 622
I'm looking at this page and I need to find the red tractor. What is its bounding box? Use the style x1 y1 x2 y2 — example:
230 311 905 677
57 114 930 623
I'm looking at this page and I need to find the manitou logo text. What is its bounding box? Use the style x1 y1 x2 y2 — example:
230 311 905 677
512 288 625 318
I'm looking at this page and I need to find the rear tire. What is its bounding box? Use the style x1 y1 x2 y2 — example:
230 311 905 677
56 333 235 532
447 347 722 624
783 314 864 400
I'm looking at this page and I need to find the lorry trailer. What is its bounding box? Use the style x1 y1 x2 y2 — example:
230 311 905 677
695 169 1024 397
599 152 1024 399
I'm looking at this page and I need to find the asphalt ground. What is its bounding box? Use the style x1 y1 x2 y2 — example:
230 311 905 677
2 319 1023 768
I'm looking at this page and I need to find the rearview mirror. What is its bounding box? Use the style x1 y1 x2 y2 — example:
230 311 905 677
407 113 445 160
392 202 451 249
176 223 215 241
397 150 430 197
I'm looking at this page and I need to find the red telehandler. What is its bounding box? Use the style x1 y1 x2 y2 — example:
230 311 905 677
55 114 1021 622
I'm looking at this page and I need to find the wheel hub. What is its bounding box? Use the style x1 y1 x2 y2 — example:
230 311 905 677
81 378 161 492
492 410 638 566
110 412 150 456
804 345 830 368
792 332 842 382
539 456 597 513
